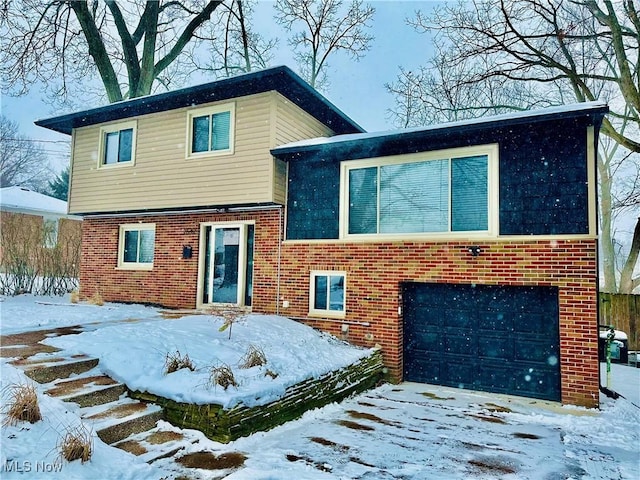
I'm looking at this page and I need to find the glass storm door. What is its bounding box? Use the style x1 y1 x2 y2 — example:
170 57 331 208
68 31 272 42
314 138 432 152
202 224 254 306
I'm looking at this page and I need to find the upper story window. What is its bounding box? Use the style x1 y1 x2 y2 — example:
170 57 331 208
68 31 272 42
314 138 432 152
187 103 235 158
118 223 155 270
341 145 498 238
99 121 137 167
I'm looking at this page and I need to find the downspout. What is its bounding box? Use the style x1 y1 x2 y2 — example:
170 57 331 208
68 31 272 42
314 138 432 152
276 205 283 316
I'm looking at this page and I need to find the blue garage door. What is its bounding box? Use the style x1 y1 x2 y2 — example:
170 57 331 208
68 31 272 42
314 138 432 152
403 283 561 401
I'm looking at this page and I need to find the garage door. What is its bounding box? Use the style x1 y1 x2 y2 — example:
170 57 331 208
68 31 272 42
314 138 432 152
403 283 560 401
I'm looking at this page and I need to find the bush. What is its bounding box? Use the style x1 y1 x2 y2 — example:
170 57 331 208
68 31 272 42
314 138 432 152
0 212 81 296
238 344 267 369
58 424 93 463
209 364 238 390
2 382 42 425
164 350 196 374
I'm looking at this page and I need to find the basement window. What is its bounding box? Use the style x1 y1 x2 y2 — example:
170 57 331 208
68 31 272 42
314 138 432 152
309 271 346 318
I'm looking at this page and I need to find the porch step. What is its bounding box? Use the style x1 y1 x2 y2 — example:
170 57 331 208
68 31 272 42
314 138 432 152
80 398 164 445
45 373 127 408
12 353 100 384
113 424 196 463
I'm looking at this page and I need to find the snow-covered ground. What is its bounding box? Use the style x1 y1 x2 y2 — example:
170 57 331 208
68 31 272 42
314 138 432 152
1 294 639 479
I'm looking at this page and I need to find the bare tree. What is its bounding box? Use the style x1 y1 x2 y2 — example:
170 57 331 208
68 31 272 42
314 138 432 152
1 1 226 106
274 0 375 89
202 0 277 76
387 0 639 293
0 116 51 190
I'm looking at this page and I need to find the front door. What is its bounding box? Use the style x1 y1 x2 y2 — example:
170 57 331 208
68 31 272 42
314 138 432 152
200 223 254 306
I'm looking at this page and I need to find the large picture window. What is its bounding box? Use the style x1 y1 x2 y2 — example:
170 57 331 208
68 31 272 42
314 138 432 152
187 103 235 157
118 224 155 269
309 271 346 317
99 121 136 167
342 145 497 237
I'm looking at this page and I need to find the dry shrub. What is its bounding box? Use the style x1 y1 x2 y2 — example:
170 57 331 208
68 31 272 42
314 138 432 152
88 291 103 306
164 350 196 375
69 290 80 304
3 383 42 425
58 424 93 463
217 309 245 340
238 344 267 369
209 364 238 390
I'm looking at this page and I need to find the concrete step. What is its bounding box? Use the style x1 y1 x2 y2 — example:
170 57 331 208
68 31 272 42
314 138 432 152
113 425 195 463
45 373 127 408
12 353 100 384
80 398 164 445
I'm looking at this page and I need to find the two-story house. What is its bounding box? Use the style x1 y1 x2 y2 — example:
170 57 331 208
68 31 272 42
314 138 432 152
36 66 608 408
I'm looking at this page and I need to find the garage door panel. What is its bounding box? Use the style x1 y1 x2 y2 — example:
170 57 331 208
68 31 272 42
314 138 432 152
404 283 560 401
477 335 514 360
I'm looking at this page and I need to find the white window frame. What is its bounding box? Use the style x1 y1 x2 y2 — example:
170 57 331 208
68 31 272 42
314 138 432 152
309 270 346 318
43 217 59 248
117 223 155 270
98 120 137 168
186 102 235 159
339 144 499 240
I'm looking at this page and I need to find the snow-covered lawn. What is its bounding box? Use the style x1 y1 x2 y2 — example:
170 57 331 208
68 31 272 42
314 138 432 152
1 294 639 479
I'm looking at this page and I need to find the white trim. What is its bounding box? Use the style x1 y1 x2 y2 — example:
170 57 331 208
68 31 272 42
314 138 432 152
117 223 155 270
339 144 499 240
98 120 137 169
586 126 597 237
185 102 235 159
196 220 255 309
309 270 346 319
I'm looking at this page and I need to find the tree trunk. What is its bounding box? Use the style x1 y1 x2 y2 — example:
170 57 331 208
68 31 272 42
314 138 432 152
598 152 618 292
619 217 640 293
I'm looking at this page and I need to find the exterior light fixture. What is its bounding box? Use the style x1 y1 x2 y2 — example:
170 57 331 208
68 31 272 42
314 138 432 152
468 246 482 257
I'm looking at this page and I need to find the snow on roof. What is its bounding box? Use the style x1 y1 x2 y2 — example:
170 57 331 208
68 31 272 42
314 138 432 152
0 186 69 216
273 101 609 152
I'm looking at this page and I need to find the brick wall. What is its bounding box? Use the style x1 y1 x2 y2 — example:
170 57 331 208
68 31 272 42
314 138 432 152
278 239 599 408
79 209 283 310
80 211 599 407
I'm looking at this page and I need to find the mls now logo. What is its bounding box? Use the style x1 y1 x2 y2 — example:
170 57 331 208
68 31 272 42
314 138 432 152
3 460 63 473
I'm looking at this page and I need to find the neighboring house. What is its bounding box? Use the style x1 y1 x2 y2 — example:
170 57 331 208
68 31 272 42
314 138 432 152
0 186 82 292
35 66 608 408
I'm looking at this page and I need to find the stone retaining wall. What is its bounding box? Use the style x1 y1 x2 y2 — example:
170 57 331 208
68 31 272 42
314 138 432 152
130 349 384 443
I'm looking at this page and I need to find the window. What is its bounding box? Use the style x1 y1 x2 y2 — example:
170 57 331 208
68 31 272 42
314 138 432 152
187 103 235 157
118 224 155 269
310 271 346 317
342 145 497 238
43 218 59 248
99 121 136 167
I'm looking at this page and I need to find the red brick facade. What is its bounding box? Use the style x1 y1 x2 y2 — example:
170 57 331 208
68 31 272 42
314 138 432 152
278 239 599 408
81 209 599 407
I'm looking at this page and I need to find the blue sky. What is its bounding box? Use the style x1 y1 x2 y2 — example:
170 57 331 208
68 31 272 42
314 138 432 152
1 1 436 172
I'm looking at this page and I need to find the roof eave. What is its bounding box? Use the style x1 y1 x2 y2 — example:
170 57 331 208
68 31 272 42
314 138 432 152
35 66 364 135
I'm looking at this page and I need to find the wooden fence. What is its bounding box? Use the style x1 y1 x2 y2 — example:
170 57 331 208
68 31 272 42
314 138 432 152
599 293 639 351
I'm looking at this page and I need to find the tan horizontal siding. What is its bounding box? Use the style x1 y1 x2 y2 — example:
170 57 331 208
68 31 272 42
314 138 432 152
274 93 334 147
69 93 274 213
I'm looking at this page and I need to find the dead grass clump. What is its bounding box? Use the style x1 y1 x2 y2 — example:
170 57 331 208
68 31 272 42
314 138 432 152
88 291 104 306
69 290 80 304
264 369 278 379
209 364 238 390
3 383 42 425
58 425 93 463
164 350 196 374
238 344 267 369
